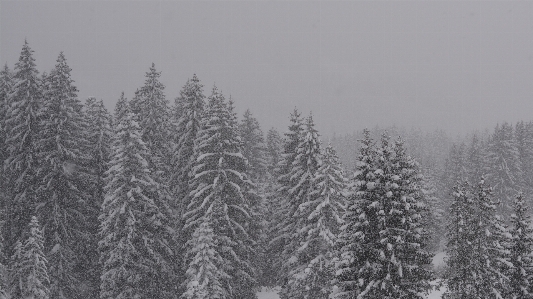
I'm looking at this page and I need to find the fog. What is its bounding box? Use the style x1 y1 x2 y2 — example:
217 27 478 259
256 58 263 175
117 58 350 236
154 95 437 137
2 1 533 136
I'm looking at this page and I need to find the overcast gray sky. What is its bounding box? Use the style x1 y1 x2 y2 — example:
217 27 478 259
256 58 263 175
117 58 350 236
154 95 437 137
1 1 533 136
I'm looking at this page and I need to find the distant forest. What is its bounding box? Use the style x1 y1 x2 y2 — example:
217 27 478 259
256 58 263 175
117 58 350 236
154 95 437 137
1 41 533 299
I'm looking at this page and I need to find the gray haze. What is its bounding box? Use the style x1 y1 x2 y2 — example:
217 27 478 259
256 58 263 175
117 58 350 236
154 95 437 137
1 1 533 136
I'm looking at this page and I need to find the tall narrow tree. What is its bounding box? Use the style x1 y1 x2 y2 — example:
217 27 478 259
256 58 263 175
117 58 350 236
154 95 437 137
508 193 533 299
83 97 113 297
170 74 205 220
239 109 267 183
333 132 432 299
35 52 90 299
184 86 257 299
3 41 42 260
99 111 175 299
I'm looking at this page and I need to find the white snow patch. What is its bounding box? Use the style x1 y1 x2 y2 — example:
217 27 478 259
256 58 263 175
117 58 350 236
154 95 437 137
257 287 280 299
432 252 447 268
427 280 446 299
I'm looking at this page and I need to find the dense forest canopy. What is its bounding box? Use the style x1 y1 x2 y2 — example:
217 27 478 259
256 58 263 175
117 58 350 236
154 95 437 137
1 41 533 299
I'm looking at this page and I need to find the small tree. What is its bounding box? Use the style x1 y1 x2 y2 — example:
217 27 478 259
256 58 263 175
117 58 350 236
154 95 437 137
182 212 229 299
9 217 50 299
508 193 533 299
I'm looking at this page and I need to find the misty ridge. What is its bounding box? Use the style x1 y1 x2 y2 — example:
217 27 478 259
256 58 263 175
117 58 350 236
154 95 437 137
1 38 533 299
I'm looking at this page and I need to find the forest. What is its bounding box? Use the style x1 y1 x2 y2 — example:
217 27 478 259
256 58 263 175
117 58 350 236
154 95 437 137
1 41 533 299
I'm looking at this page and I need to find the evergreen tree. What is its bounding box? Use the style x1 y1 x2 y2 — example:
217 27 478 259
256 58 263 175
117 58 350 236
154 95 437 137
269 109 304 284
83 96 113 297
289 143 346 298
22 216 50 299
260 129 283 288
239 109 267 183
333 132 432 299
113 92 129 127
99 111 175 299
444 178 512 299
184 86 257 299
466 133 486 184
3 41 42 261
0 64 13 169
8 217 50 299
181 213 229 299
515 122 533 199
129 63 173 180
508 193 533 299
265 128 282 175
444 181 477 298
485 123 522 217
0 224 7 299
34 52 90 299
279 114 323 299
170 74 205 220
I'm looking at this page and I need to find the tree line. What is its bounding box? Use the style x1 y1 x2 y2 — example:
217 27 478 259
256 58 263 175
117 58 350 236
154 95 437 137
1 41 533 299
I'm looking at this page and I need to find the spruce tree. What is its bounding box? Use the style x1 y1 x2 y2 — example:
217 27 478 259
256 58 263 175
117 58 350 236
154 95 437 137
35 52 90 299
99 111 175 299
333 132 432 299
508 193 533 299
184 85 257 299
265 128 282 175
485 123 522 217
239 109 267 183
129 63 173 180
170 74 205 220
290 143 346 299
260 128 283 287
0 64 13 168
269 109 304 284
22 216 50 299
113 92 129 126
182 212 229 299
3 41 42 260
333 129 377 299
444 181 477 298
8 217 49 299
279 114 323 299
83 96 113 297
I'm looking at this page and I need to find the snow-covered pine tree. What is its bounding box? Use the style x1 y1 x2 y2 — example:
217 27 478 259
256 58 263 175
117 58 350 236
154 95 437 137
470 177 511 298
99 110 175 299
182 210 229 299
333 129 377 299
0 64 13 169
0 224 7 299
444 181 477 298
113 92 129 127
9 240 24 299
170 74 205 220
129 63 173 180
8 217 49 299
508 193 533 299
269 109 304 284
290 143 346 298
485 123 523 218
265 128 282 175
3 41 43 261
333 132 432 299
83 96 113 297
466 133 486 185
184 85 257 299
239 109 267 183
515 122 533 199
279 114 323 299
34 52 91 299
259 127 283 288
21 216 50 299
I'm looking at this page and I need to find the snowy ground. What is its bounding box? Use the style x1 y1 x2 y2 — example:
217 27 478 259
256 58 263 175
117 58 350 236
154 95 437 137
257 288 446 299
256 254 448 299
